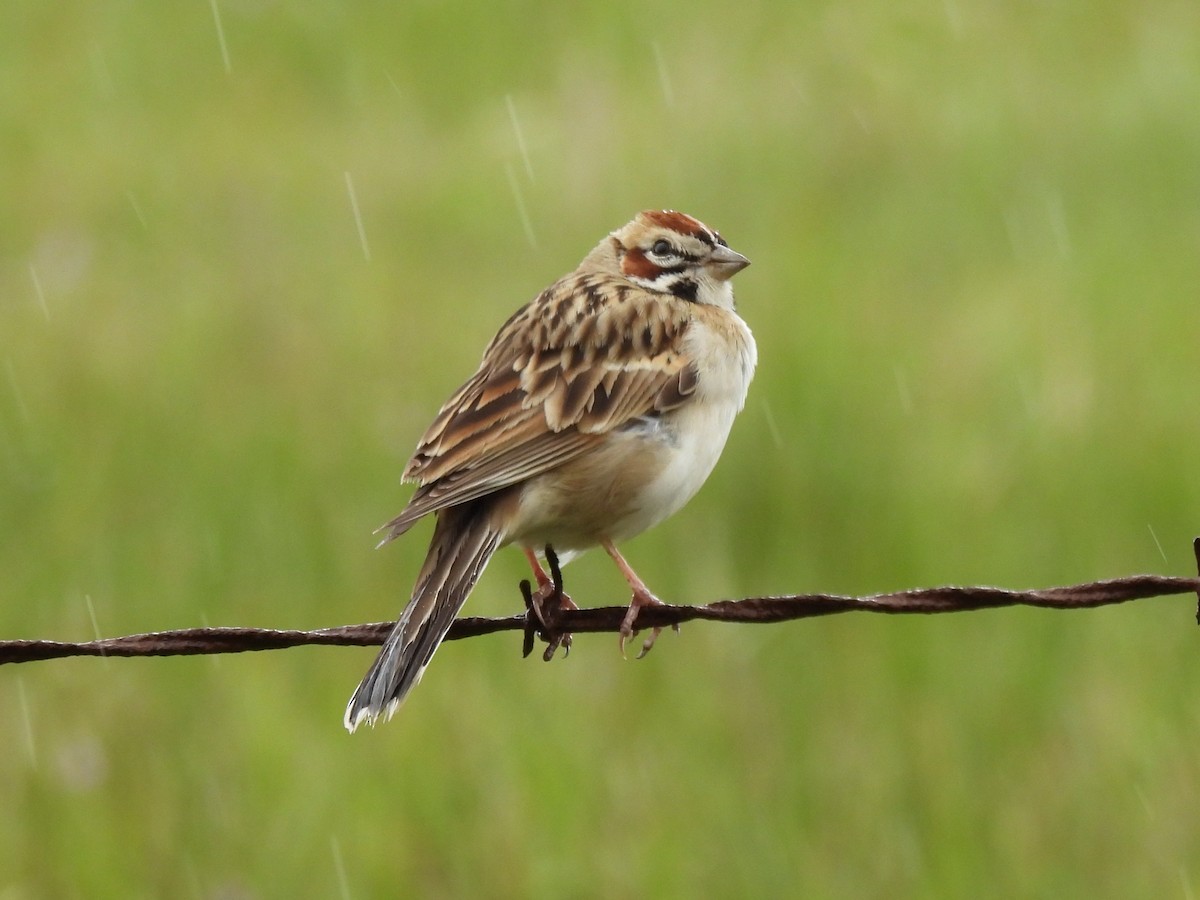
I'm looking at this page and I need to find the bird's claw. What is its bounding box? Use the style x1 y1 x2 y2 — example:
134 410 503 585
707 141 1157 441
618 591 676 659
532 583 576 660
519 546 575 661
542 629 572 662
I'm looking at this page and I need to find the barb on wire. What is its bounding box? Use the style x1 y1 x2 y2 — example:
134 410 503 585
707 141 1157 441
2 538 1198 667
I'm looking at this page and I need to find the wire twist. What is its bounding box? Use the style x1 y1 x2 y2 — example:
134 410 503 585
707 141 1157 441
3 539 1197 665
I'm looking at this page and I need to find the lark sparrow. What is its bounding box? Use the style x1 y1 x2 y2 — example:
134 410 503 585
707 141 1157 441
345 210 756 730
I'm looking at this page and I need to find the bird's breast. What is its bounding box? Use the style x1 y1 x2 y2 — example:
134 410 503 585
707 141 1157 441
506 309 756 554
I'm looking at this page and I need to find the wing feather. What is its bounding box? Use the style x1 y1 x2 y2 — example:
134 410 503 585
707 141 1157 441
379 273 694 542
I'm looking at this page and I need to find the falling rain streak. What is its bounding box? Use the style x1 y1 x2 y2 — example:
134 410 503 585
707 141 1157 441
126 192 148 229
331 836 352 900
85 595 107 659
344 172 372 262
505 95 535 183
759 398 783 451
505 162 537 249
89 43 115 100
28 264 49 321
651 42 675 106
208 0 232 74
1148 524 1168 564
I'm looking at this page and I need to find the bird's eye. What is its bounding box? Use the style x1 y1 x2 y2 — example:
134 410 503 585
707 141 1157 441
651 239 673 257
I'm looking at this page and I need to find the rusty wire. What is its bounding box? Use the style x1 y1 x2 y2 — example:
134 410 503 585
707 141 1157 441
2 539 1198 666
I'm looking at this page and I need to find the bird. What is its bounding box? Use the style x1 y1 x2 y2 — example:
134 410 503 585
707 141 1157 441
345 209 756 731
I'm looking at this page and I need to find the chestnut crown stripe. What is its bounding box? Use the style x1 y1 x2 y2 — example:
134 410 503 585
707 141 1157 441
640 209 718 245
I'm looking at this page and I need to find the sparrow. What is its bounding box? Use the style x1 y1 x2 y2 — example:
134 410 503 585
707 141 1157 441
345 210 756 730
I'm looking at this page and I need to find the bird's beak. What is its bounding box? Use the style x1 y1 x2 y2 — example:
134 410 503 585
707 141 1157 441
707 244 751 281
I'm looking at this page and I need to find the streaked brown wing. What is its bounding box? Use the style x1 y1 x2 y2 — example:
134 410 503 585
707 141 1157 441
377 273 696 541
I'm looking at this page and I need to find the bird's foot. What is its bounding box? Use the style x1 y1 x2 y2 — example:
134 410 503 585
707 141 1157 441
619 589 678 659
531 580 576 661
520 546 575 661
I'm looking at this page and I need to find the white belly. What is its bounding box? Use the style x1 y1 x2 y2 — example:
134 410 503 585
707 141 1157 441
506 310 756 554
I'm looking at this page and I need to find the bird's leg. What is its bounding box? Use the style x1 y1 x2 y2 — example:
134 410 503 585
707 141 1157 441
523 545 575 660
602 540 676 659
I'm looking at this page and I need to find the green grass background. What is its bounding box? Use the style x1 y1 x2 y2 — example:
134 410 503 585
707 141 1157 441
2 1 1199 897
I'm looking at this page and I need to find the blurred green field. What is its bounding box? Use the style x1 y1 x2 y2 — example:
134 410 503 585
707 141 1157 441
2 1 1199 897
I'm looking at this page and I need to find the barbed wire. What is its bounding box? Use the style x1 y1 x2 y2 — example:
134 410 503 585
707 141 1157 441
3 539 1197 666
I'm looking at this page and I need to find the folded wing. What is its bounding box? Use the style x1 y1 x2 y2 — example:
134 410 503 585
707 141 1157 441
377 273 698 542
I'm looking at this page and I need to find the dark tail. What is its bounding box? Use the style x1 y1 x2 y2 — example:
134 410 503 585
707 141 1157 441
345 505 503 731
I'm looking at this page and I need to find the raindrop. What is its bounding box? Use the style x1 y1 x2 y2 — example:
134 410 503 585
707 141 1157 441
505 95 535 183
651 42 675 107
344 172 372 262
1134 783 1154 818
1147 524 1168 564
89 43 115 100
1180 866 1196 900
127 192 148 230
331 835 352 900
759 397 783 451
85 594 108 663
504 162 538 250
1046 191 1071 259
208 0 232 74
28 264 49 321
943 0 964 37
